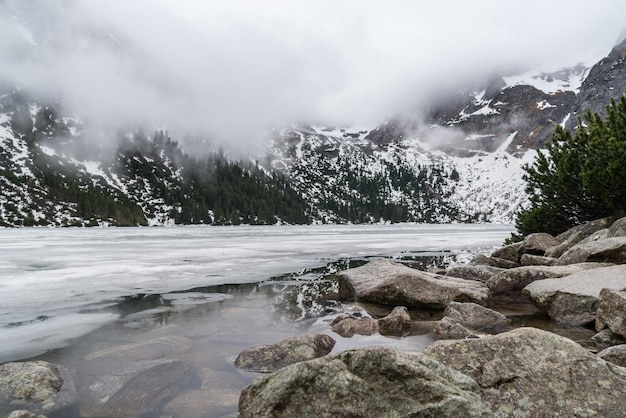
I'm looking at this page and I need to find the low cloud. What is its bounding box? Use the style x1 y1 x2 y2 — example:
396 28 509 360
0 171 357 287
1 0 625 155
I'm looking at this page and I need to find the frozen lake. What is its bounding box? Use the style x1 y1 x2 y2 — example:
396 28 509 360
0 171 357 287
0 223 513 363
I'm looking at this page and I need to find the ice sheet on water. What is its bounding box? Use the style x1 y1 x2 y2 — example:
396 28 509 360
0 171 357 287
0 224 513 362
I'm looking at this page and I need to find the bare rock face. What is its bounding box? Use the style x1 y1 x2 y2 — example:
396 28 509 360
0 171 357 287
234 334 336 373
0 361 77 418
424 327 626 417
596 288 626 338
238 346 493 418
557 237 626 265
523 265 626 325
336 258 489 309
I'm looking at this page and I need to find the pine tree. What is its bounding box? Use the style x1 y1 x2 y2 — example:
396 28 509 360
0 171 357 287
515 96 626 237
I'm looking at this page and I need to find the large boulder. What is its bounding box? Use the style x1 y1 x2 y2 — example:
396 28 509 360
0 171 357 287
234 334 336 373
609 216 626 237
595 288 626 338
545 231 587 258
443 302 508 333
556 216 616 241
490 242 522 263
523 265 626 325
424 327 626 417
238 346 493 417
557 237 626 265
469 254 519 269
517 233 561 257
0 361 77 418
445 264 506 283
336 258 489 309
487 263 609 297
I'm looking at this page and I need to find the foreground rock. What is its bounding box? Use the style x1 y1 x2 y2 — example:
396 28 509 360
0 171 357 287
595 288 626 338
234 334 335 373
0 361 77 417
336 258 489 309
424 327 626 417
239 346 493 417
523 265 626 325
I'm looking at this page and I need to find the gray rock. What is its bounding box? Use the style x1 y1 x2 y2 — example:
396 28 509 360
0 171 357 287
557 237 626 265
545 231 587 258
336 258 489 309
0 361 77 417
434 317 483 339
234 334 336 373
377 306 413 337
444 301 508 332
523 265 626 325
596 288 626 338
84 335 193 366
520 254 558 266
556 216 616 241
579 228 614 245
469 254 519 269
609 216 626 237
163 389 239 418
597 345 626 367
518 233 561 257
445 264 506 283
6 412 47 418
487 263 606 296
592 329 626 349
330 314 378 337
490 242 522 263
424 327 626 417
79 359 192 418
238 346 493 418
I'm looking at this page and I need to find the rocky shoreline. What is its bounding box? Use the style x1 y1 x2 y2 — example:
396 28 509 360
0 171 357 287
3 217 626 417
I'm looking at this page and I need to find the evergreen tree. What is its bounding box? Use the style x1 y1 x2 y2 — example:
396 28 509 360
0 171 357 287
515 96 626 237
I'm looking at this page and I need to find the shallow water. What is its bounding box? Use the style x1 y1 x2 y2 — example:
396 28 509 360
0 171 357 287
1 224 518 417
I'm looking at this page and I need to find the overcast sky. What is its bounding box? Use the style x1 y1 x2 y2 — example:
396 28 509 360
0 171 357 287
1 0 625 152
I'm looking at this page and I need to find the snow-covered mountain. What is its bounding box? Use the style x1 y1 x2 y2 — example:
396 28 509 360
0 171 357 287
1 36 624 227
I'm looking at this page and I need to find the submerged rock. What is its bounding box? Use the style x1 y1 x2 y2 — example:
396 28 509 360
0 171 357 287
164 388 240 418
336 258 489 309
234 333 336 373
524 265 626 325
424 327 626 417
80 359 192 418
238 346 493 417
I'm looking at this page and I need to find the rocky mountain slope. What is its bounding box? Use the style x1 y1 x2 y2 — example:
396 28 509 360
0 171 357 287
1 38 625 227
